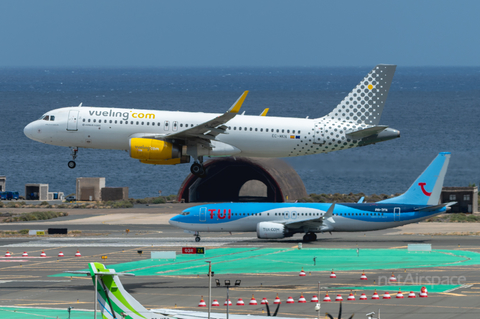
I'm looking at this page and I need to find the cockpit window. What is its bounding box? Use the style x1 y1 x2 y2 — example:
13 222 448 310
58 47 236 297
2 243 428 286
181 211 190 216
43 115 50 121
50 116 55 121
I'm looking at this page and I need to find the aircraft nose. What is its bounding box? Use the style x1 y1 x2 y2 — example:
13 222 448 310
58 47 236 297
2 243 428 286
24 122 36 140
169 215 180 226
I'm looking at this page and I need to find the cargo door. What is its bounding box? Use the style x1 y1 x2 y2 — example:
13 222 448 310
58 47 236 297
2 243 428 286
67 110 79 131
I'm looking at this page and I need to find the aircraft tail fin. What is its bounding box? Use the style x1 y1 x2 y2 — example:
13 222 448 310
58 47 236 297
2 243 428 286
87 262 155 319
323 64 396 125
378 152 451 206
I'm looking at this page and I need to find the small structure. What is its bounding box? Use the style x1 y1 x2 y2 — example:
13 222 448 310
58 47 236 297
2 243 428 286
25 183 49 201
76 177 105 201
25 183 63 201
441 186 478 213
101 187 129 201
0 176 5 192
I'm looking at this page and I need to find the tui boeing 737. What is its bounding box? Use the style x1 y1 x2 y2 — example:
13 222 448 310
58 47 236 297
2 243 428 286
24 65 399 177
169 152 455 242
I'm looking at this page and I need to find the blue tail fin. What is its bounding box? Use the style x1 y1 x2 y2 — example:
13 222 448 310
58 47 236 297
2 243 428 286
378 152 451 205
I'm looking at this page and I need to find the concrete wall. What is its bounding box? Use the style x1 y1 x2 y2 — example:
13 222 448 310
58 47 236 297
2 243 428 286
76 177 106 201
101 187 129 201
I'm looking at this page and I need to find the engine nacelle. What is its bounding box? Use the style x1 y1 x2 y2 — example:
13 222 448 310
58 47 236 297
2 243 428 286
129 138 181 161
256 222 285 239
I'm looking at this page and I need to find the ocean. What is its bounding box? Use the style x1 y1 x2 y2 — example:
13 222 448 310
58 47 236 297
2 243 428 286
1 67 479 198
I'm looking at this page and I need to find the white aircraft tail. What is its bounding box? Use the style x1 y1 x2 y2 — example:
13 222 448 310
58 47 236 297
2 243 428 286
87 262 156 319
323 64 396 125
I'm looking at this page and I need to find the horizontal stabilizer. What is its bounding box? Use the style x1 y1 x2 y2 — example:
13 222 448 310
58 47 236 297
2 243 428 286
414 201 457 212
346 125 388 139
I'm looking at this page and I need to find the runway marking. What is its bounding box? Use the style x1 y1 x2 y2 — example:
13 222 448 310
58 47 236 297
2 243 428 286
1 237 255 247
388 246 407 249
438 292 467 296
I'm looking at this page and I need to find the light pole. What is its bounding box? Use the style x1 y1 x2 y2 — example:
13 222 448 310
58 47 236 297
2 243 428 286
68 306 74 319
206 261 212 319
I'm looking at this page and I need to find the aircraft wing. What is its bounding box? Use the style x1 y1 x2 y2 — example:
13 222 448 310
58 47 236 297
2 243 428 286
284 203 336 230
164 91 249 142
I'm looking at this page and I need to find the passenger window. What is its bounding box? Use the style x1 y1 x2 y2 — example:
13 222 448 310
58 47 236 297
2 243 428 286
266 129 269 132
93 119 96 123
287 130 290 133
244 127 247 131
136 121 139 125
293 130 295 133
115 120 117 124
88 119 91 122
180 124 183 127
255 128 258 131
234 127 236 130
141 122 144 125
276 129 279 133
131 121 133 124
267 213 269 216
147 122 149 125
282 129 284 133
260 128 263 132
298 130 301 134
239 127 242 130
50 116 55 121
120 121 123 124
110 120 112 123
83 119 85 122
250 128 252 131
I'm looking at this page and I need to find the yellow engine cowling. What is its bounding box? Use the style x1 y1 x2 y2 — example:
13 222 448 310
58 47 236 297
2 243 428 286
129 138 182 162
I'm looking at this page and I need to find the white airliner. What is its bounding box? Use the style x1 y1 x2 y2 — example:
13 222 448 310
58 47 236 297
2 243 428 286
24 64 400 176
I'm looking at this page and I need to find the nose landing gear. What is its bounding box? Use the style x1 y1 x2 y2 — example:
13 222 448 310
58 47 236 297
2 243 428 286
68 148 78 169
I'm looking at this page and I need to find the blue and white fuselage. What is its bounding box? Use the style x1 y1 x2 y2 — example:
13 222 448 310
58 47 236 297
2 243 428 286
170 203 447 233
170 152 453 241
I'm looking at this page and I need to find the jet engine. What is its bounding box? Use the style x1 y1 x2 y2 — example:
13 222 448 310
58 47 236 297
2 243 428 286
256 222 286 239
129 138 188 164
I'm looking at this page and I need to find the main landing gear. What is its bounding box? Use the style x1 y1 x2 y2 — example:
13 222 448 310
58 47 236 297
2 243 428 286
303 232 317 242
68 148 78 169
190 157 206 178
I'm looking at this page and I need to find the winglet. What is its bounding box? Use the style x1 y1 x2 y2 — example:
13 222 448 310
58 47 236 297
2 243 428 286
227 91 249 114
323 203 335 219
260 108 269 116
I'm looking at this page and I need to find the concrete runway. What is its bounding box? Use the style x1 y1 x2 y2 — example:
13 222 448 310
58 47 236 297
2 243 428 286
0 207 479 318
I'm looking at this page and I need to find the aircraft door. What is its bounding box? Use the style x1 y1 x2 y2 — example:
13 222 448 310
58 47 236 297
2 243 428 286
67 110 79 131
291 211 297 219
199 207 206 222
394 207 401 221
313 122 325 144
164 121 170 131
173 121 178 131
284 211 290 220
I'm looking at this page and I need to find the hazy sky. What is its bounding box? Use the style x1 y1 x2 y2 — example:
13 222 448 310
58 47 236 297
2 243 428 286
1 1 479 67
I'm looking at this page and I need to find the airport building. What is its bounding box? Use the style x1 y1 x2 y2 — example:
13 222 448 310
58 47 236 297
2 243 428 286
441 186 478 213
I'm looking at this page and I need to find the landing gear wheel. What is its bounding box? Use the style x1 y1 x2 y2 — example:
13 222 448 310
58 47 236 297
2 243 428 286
190 163 205 176
68 161 76 169
195 236 201 242
302 232 316 242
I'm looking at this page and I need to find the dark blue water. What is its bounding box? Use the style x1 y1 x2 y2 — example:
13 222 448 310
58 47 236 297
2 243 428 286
1 67 479 198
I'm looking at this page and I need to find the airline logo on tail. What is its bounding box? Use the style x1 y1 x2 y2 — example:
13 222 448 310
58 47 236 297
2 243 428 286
418 183 432 196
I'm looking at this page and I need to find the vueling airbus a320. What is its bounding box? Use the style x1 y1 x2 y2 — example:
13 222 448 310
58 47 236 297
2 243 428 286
24 64 400 177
